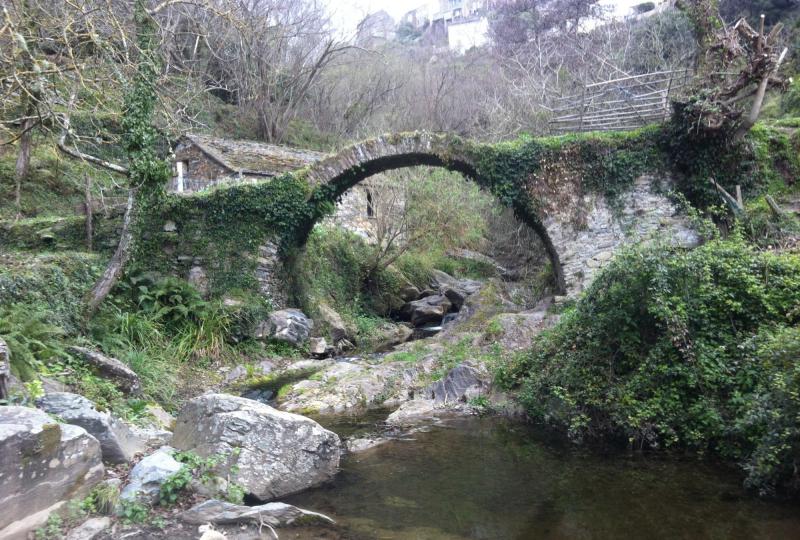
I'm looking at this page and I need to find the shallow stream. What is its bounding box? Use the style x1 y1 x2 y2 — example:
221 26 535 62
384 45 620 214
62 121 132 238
286 414 800 540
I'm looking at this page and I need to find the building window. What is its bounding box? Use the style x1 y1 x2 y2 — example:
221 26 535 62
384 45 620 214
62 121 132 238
366 189 375 218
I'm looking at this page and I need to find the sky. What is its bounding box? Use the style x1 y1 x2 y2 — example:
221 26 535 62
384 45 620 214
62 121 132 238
325 0 656 37
325 0 421 36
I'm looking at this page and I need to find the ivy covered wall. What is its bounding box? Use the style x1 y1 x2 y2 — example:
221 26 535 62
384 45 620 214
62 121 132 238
123 123 798 304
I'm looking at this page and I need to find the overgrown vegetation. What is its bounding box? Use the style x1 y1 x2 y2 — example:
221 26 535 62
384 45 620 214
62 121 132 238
497 235 800 497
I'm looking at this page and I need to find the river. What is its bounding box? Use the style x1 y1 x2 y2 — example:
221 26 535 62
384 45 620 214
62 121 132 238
286 413 800 540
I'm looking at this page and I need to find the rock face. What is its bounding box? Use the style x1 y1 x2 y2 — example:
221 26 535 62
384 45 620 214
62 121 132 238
0 407 104 540
67 346 141 395
375 323 413 351
172 394 341 501
308 337 332 358
37 392 145 464
424 364 486 404
257 309 313 346
317 303 354 346
180 499 334 526
408 294 452 326
430 269 482 294
120 447 183 503
385 399 442 426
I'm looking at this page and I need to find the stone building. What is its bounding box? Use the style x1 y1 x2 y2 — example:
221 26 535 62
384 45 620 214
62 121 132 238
170 134 401 241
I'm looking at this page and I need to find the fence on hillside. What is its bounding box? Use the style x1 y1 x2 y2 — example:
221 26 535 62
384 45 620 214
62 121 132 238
548 69 692 134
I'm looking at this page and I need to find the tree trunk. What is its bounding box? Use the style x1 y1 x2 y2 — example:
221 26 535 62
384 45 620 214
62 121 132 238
84 174 93 252
85 188 138 318
14 117 35 220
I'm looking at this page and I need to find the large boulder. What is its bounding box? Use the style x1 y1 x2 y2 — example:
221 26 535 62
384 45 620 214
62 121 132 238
0 407 104 540
67 346 141 395
317 303 354 346
430 269 482 295
424 364 486 404
37 392 145 464
256 309 313 346
408 294 452 326
172 394 340 501
370 323 413 352
120 446 183 504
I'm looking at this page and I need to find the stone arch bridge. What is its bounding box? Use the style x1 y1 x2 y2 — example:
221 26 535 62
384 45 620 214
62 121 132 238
297 132 697 297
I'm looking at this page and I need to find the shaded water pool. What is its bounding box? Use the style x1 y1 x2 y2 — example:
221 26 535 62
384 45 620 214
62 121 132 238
286 415 800 540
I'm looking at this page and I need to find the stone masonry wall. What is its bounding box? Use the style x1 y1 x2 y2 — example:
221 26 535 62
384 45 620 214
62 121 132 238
546 174 699 296
171 143 232 192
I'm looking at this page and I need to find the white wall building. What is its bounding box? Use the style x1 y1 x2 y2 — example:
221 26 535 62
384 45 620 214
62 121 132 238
447 16 490 53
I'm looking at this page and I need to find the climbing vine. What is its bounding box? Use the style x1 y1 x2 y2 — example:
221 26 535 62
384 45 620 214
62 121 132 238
131 123 793 301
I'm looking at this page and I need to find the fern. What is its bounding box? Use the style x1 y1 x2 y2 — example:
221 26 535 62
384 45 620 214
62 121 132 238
0 304 67 380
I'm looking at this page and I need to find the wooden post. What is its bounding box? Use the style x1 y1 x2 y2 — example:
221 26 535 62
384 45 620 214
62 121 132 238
735 185 743 208
663 71 675 121
84 174 93 252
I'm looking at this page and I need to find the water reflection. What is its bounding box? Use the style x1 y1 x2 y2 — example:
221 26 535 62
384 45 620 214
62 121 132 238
286 416 800 540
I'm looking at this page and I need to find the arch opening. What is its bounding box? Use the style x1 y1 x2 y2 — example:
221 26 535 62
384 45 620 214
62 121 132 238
302 145 567 295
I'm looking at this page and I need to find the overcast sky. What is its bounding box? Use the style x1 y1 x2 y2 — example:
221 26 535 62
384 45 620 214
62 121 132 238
325 0 650 37
325 0 420 36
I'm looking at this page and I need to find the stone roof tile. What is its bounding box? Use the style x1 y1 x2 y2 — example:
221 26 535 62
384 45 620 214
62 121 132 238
185 134 327 176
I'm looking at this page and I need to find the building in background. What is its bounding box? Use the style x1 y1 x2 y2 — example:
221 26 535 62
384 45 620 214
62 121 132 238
170 134 398 241
355 10 396 47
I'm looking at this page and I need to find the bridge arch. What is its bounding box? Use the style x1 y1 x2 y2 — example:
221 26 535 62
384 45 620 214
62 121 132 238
301 132 568 294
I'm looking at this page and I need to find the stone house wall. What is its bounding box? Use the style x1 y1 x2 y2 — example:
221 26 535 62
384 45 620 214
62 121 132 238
168 143 401 244
323 175 406 242
171 142 234 192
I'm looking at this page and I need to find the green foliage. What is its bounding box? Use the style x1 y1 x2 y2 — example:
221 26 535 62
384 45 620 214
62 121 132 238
782 79 800 116
0 252 103 333
159 451 245 505
662 113 797 211
244 366 319 395
34 513 63 540
0 304 67 380
24 379 45 400
158 464 193 506
135 174 313 296
740 196 800 249
124 1 170 198
117 499 149 524
501 236 800 496
84 482 120 515
120 273 208 328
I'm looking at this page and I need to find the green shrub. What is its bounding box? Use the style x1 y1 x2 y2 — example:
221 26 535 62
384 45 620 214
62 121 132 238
0 304 68 380
120 273 209 328
500 236 800 496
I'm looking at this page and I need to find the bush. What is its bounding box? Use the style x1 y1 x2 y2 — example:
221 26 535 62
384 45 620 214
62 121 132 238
0 304 68 380
499 236 800 496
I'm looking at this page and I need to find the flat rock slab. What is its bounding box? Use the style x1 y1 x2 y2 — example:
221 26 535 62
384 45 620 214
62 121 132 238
65 517 111 540
0 407 104 540
180 499 334 526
